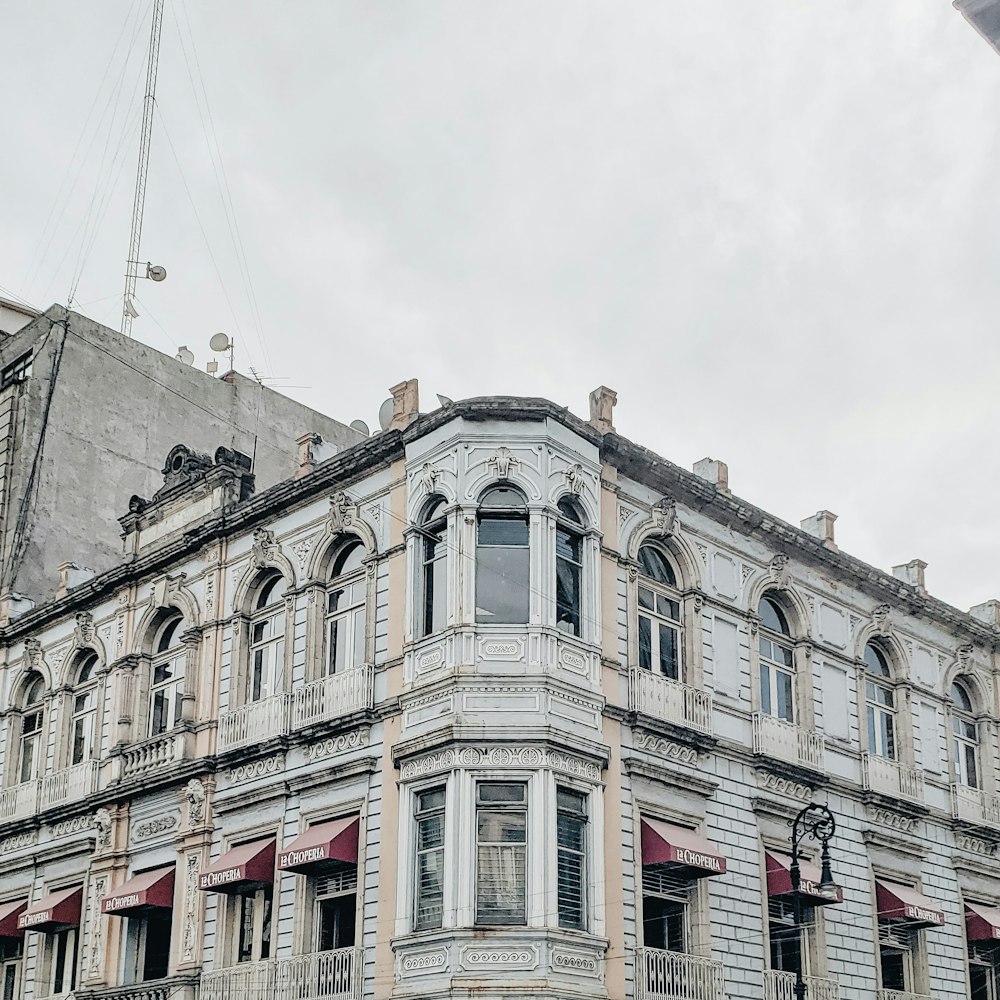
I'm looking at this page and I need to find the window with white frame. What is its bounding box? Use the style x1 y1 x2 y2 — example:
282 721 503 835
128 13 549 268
413 786 446 931
69 652 98 766
475 782 528 925
44 925 78 995
556 787 587 930
313 863 357 952
233 887 272 965
248 574 286 701
555 499 584 637
758 596 794 723
878 921 917 992
769 896 812 976
475 486 530 625
417 498 448 639
952 680 979 788
123 910 171 984
637 544 682 680
969 940 1000 1000
864 643 896 760
642 865 693 953
18 673 46 784
149 616 185 738
326 542 366 674
0 933 22 1000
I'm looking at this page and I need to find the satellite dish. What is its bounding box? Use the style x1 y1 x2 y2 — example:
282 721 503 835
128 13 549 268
349 419 370 437
377 397 395 431
124 298 139 319
436 393 454 407
209 333 231 353
176 346 195 366
146 264 167 282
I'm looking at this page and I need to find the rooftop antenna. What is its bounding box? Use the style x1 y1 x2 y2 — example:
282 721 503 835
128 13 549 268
121 0 166 338
209 332 234 374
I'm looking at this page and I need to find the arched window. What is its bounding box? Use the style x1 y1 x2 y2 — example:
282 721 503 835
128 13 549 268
555 498 585 637
864 643 895 760
150 615 185 737
249 573 287 701
636 543 681 680
952 679 979 788
326 541 366 674
18 673 46 783
758 596 794 723
476 486 529 625
70 651 99 766
418 497 448 639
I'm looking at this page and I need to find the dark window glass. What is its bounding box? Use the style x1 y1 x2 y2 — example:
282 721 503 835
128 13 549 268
769 919 802 976
556 523 582 636
142 910 171 981
758 597 789 636
643 896 685 951
864 643 890 678
476 488 530 625
318 896 355 950
880 948 906 991
476 782 527 925
639 545 676 586
420 500 448 638
414 787 446 930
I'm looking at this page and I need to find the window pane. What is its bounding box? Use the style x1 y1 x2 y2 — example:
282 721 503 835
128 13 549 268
478 517 529 547
776 670 795 723
656 594 680 620
556 555 581 636
476 845 526 924
353 609 366 667
329 619 343 674
475 547 529 623
658 623 678 680
760 665 772 716
638 615 652 670
639 587 654 611
238 894 254 963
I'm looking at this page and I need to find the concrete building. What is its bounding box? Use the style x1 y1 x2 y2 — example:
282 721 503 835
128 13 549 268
1 379 999 1000
0 305 363 613
955 0 1000 57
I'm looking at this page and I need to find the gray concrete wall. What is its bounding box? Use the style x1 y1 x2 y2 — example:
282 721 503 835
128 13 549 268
0 305 365 605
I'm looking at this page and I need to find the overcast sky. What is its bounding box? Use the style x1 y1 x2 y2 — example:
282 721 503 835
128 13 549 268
2 2 999 614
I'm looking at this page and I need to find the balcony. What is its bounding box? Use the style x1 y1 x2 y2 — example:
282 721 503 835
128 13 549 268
118 730 186 782
201 948 361 1000
291 666 374 730
218 694 290 752
629 668 713 735
951 783 1000 828
39 760 99 809
74 974 199 1000
635 947 724 1000
861 753 924 803
753 714 824 771
763 970 839 1000
876 991 930 1000
0 779 38 823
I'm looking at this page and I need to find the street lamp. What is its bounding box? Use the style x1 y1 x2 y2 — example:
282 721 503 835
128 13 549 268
790 803 839 1000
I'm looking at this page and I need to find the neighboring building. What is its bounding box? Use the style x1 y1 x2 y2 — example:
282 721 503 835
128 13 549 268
0 305 364 612
1 379 1000 1000
0 297 38 339
955 0 1000 57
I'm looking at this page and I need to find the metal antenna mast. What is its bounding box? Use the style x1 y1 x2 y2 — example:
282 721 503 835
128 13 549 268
121 0 165 337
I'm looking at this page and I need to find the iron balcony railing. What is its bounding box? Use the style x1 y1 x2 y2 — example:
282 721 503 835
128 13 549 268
763 970 840 1000
752 713 824 771
635 947 724 1000
629 668 713 735
861 753 924 803
201 948 361 1000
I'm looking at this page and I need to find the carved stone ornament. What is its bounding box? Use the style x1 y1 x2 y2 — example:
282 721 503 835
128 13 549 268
94 808 112 851
867 805 917 834
182 854 200 962
24 638 42 669
251 527 277 568
633 731 698 765
328 492 355 531
185 778 206 824
132 815 178 842
75 611 96 644
768 554 791 588
88 875 107 977
291 533 319 572
564 463 585 495
872 604 892 635
487 446 518 479
421 462 440 493
756 769 812 801
650 496 678 537
958 643 974 665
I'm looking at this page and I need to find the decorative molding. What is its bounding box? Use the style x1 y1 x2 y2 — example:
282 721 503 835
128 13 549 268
768 553 791 589
307 727 370 762
487 446 519 479
695 542 709 567
50 815 93 839
24 637 43 668
564 463 585 495
291 533 320 573
633 731 699 765
0 831 36 854
420 462 441 493
366 503 382 525
185 778 206 825
328 492 356 532
740 563 755 587
399 948 448 975
618 504 633 526
755 770 812 801
227 754 284 784
87 875 107 977
94 808 112 851
551 949 600 975
649 496 677 537
251 527 278 569
182 853 200 962
400 745 601 781
866 804 917 834
460 946 538 971
75 611 96 644
132 814 178 842
203 574 216 618
872 604 892 636
957 834 998 857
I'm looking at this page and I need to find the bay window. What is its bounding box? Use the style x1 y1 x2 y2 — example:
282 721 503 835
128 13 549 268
555 499 584 637
475 486 529 625
556 787 587 930
413 786 446 931
418 498 448 639
475 782 527 925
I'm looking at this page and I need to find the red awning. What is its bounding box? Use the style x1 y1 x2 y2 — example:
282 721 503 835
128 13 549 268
199 838 275 893
766 852 843 905
17 887 82 932
966 903 1000 941
0 899 27 938
640 818 727 877
101 867 175 917
279 817 359 873
876 879 945 928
